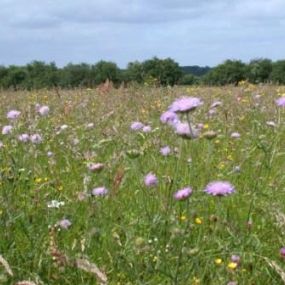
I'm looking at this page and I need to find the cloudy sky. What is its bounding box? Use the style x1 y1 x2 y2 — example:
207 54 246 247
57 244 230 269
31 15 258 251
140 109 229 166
0 0 284 67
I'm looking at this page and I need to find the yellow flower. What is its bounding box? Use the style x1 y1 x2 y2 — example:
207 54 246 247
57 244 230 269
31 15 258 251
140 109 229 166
180 215 187 221
192 276 200 284
228 262 238 270
215 258 223 265
203 124 209 129
58 185 63 191
35 177 42 184
195 217 202 224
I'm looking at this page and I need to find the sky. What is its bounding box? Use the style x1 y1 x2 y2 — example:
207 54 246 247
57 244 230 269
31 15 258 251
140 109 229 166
0 0 284 68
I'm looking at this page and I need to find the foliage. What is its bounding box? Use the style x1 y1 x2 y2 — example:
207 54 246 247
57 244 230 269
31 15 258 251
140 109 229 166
270 60 285 84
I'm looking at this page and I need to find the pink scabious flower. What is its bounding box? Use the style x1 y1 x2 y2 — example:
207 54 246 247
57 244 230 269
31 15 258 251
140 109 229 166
144 172 158 187
18 134 30 142
87 162 104 172
169 97 203 113
7 110 21 120
160 146 171 156
130 121 144 131
280 247 285 258
160 111 179 125
57 218 72 230
230 132 240 138
142 125 152 133
276 96 285 107
204 181 235 196
30 134 42 144
2 125 13 135
174 122 199 138
174 187 192 201
38 105 50 116
92 187 108 196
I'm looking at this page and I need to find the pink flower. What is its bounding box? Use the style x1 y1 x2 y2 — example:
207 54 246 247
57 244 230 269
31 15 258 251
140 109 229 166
169 97 203 113
7 110 21 120
30 134 42 144
18 134 30 142
130 121 144 131
2 125 13 135
144 173 158 187
174 187 192 201
57 219 72 229
204 181 235 196
174 122 199 139
142 125 152 133
160 111 179 125
276 97 285 107
160 146 171 156
92 187 108 196
38 105 50 116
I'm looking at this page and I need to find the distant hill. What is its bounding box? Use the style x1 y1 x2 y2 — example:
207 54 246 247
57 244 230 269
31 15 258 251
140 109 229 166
180 65 212 77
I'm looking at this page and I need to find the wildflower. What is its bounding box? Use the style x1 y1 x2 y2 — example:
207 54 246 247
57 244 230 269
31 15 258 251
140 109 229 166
215 258 223 265
169 97 203 113
38 105 49 116
204 181 235 196
180 215 187 221
231 132 240 138
195 217 203 224
160 111 179 125
280 247 285 258
130 121 144 131
275 96 285 107
91 187 108 196
2 125 13 135
174 122 199 139
266 121 276 127
231 255 241 264
47 151 53 157
60 124 68 130
57 219 72 230
227 262 238 270
142 125 152 133
47 200 65 208
18 134 30 142
160 146 171 156
174 187 192 201
7 110 21 120
87 162 104 172
30 134 42 144
144 172 158 187
86 123 94 128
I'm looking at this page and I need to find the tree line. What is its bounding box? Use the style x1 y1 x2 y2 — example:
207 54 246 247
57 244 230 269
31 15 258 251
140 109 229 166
0 57 284 89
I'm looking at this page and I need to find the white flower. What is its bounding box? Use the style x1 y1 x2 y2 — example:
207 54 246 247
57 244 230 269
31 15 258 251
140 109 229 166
47 200 65 208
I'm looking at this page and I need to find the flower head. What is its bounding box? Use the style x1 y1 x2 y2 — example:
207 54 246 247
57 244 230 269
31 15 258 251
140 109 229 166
18 134 30 142
7 110 21 120
174 122 199 139
142 125 152 133
38 105 50 116
276 96 285 107
160 146 171 156
174 187 192 201
87 162 104 172
92 187 108 196
144 172 158 187
169 97 203 113
160 111 179 125
231 132 240 139
130 121 144 131
204 181 235 196
57 218 72 229
30 134 42 144
2 125 13 135
280 247 285 258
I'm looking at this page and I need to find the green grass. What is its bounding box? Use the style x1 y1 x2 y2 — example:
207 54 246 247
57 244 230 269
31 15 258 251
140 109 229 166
0 84 285 284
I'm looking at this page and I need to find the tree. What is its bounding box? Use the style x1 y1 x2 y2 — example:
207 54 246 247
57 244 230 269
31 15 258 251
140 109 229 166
246 58 272 83
92 61 120 85
203 60 246 86
270 60 285 84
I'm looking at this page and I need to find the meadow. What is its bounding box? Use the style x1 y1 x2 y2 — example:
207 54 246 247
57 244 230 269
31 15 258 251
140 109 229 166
0 84 285 285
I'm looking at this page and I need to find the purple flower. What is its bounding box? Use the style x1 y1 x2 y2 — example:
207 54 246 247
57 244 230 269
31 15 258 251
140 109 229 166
230 132 240 139
174 122 199 139
92 187 108 196
7 110 21 120
18 134 30 142
130 121 144 131
160 111 179 126
58 218 72 229
142 125 152 133
280 247 285 258
38 105 50 116
276 97 285 107
231 255 241 264
144 173 158 187
87 162 104 172
30 134 42 144
174 187 192 201
2 125 13 135
160 146 171 156
204 181 235 196
169 97 203 113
